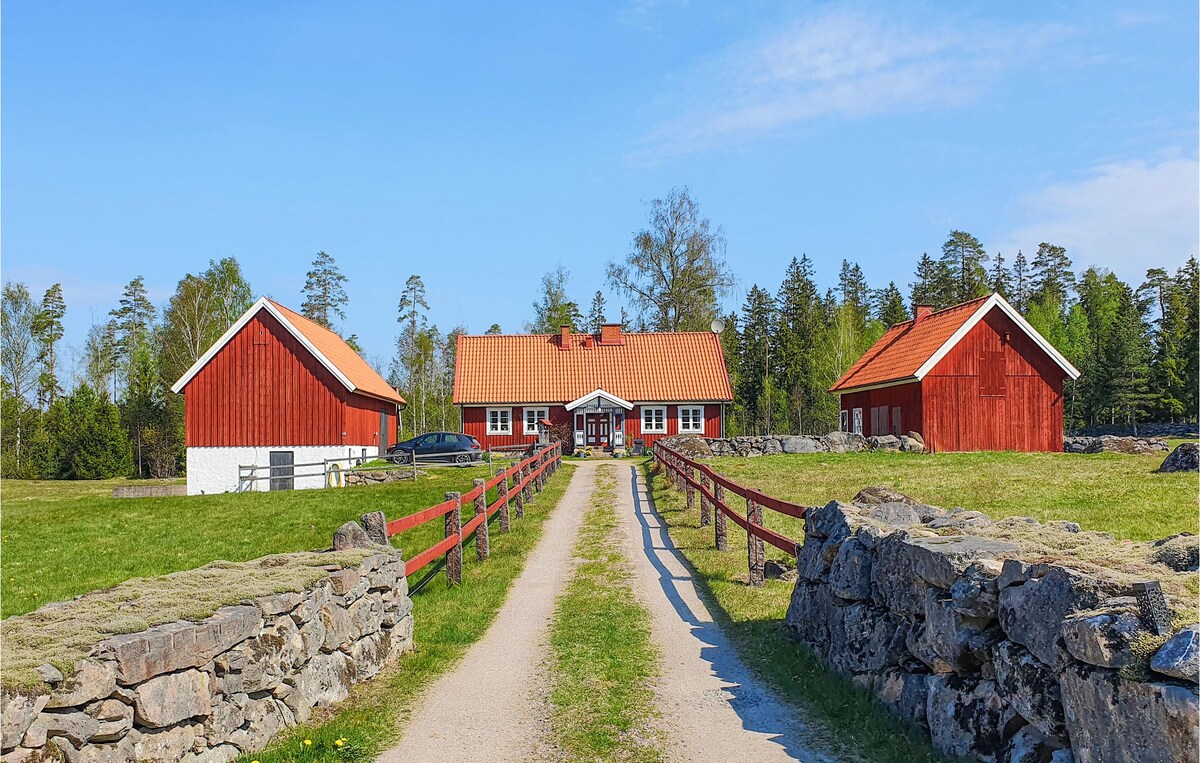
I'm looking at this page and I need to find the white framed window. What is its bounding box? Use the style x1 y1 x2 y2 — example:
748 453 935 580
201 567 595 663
486 407 511 435
839 410 849 432
679 406 704 433
641 406 666 434
523 407 548 435
852 408 863 434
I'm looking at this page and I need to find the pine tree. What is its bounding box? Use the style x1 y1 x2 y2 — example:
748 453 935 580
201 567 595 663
585 291 607 332
485 324 503 335
737 286 776 435
774 257 823 433
301 251 349 329
32 283 66 407
393 274 430 418
1011 250 1031 311
109 276 155 392
526 265 582 333
1176 256 1200 419
1030 243 1075 306
65 383 133 479
874 281 908 326
838 260 870 325
989 252 1012 298
940 230 990 303
717 311 742 435
910 253 955 310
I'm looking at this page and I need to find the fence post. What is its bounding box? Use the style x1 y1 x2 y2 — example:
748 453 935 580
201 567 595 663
498 468 511 532
746 492 765 587
514 463 526 519
685 464 696 512
535 451 546 493
714 481 728 551
699 472 712 527
522 459 534 504
445 491 463 586
473 478 489 561
673 456 685 494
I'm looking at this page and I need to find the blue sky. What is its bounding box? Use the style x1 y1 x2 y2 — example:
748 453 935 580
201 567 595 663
3 1 1197 373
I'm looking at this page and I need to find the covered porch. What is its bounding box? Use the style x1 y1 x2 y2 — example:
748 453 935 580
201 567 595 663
565 389 631 451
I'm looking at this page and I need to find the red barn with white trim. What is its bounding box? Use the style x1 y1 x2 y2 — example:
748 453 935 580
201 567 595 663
172 297 404 494
830 293 1081 452
453 324 733 451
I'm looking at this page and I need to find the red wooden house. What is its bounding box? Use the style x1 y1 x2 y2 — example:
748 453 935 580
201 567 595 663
830 293 1080 452
453 324 733 451
172 297 405 494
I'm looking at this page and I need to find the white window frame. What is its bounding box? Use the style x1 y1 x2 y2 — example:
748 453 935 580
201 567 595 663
486 407 512 435
852 408 863 434
839 410 849 432
641 406 667 434
678 406 704 433
523 407 548 435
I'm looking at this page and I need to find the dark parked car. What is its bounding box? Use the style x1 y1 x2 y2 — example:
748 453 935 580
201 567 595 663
387 432 483 465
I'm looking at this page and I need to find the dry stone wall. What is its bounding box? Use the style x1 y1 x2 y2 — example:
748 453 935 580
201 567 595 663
664 431 925 458
0 550 412 763
786 497 1199 762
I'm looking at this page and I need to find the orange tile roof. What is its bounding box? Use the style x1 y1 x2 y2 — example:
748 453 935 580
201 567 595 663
453 330 733 405
830 296 991 392
268 300 404 404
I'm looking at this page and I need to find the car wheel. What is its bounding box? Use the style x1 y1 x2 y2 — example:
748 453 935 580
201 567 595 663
454 453 470 464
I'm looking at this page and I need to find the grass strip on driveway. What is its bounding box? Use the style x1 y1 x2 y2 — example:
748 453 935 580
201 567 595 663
238 464 575 763
643 459 949 763
547 464 664 763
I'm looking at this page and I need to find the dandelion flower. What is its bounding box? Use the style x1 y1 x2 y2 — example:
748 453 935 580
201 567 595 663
304 739 312 746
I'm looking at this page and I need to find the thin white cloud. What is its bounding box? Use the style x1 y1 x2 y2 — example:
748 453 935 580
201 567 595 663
636 9 1073 159
991 156 1199 280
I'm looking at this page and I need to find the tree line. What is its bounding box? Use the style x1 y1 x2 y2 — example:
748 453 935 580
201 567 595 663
3 188 1195 479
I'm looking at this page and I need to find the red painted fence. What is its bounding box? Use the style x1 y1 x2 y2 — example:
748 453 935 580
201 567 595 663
380 442 563 587
653 441 807 587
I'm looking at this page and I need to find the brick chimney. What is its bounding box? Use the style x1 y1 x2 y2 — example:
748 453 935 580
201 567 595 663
598 323 624 346
559 325 571 350
914 304 934 323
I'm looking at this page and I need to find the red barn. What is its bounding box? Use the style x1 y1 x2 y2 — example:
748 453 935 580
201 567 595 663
453 324 733 451
830 293 1080 452
172 297 405 494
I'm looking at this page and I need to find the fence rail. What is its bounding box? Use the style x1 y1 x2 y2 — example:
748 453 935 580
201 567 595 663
652 441 807 587
380 442 563 586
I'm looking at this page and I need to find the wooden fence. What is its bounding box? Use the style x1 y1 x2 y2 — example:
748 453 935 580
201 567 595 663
653 441 807 586
384 442 563 588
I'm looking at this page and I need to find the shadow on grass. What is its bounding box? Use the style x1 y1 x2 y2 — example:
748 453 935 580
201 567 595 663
634 461 950 763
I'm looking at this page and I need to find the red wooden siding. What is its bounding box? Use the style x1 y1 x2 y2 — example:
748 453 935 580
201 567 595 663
184 311 396 447
462 403 722 450
921 310 1065 452
837 383 923 439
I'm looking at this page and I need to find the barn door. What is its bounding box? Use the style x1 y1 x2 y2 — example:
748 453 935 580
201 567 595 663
269 451 294 491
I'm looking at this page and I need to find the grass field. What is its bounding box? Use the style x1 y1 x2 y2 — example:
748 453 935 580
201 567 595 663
642 448 1198 763
241 464 575 763
704 449 1198 543
547 465 663 762
0 463 515 618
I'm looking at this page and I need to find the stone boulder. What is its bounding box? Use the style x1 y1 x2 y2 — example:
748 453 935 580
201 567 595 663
1148 533 1199 571
867 434 901 451
993 641 1067 741
660 434 713 460
1084 435 1170 454
899 435 925 452
822 431 868 453
1063 436 1091 454
925 675 1014 760
1158 442 1199 473
332 521 372 550
1150 624 1199 683
903 535 1021 590
1061 601 1145 669
999 567 1121 670
1059 662 1199 763
780 435 826 454
927 509 994 532
853 485 917 506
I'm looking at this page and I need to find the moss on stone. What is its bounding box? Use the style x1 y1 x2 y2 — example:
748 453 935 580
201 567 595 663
0 550 379 694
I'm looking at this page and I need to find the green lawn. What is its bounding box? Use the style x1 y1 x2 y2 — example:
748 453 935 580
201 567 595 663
704 449 1198 542
642 448 1198 763
242 464 575 763
0 464 515 618
547 465 663 762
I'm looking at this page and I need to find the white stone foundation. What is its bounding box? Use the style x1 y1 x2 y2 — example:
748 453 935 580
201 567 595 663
186 445 383 495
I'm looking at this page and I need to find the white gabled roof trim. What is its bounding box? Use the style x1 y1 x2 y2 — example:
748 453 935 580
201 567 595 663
913 293 1081 381
833 378 920 396
170 297 358 395
564 388 634 411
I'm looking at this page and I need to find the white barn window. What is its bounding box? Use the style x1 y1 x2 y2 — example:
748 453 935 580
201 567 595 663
641 406 666 433
523 407 548 435
487 408 511 434
679 406 704 433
